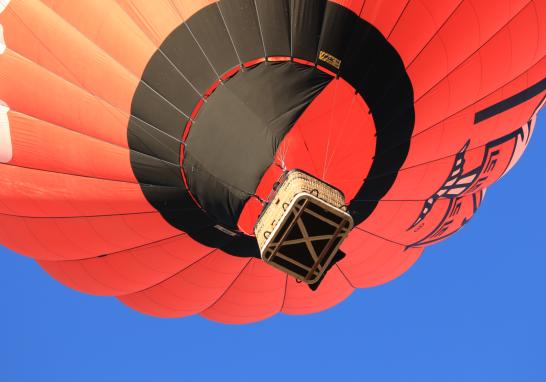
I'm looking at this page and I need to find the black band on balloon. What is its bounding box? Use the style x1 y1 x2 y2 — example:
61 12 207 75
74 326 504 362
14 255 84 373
128 0 415 258
474 77 546 124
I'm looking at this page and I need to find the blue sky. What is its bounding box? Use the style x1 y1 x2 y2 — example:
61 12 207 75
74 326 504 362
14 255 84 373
1 111 545 382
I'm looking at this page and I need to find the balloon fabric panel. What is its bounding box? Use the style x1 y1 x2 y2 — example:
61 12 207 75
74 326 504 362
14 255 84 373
0 0 544 323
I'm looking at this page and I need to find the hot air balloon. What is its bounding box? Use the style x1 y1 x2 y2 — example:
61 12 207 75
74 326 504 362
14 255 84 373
0 0 544 324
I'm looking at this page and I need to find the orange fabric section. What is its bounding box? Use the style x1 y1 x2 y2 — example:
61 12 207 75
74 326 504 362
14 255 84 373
0 164 152 218
339 229 423 287
118 250 250 318
281 265 354 315
388 62 544 202
0 50 129 148
1 0 138 111
40 0 156 77
411 1 543 134
38 234 213 295
0 212 181 261
290 79 376 200
407 0 532 101
7 111 136 182
116 0 216 46
0 0 542 324
388 0 462 66
361 0 409 38
201 259 286 324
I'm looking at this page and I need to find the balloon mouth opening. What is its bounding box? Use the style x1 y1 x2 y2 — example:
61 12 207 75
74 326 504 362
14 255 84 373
179 58 341 230
128 0 415 260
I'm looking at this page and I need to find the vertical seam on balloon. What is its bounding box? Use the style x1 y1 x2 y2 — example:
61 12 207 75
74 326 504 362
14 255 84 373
359 0 536 154
313 1 328 67
312 0 369 179
315 2 360 182
71 236 196 295
386 0 411 40
22 112 185 180
279 274 289 311
355 227 408 246
361 248 422 286
411 0 534 103
358 0 367 18
253 0 268 58
112 1 160 48
76 256 139 295
20 215 79 261
167 0 185 22
127 290 185 317
276 130 291 170
42 0 203 118
125 1 162 45
6 9 187 151
403 0 464 69
120 248 220 296
131 113 184 145
38 0 211 134
59 233 188 262
201 258 253 314
0 210 169 220
531 93 546 117
531 1 541 61
180 12 221 80
0 160 186 187
216 2 243 68
291 119 322 175
318 1 375 185
323 93 359 178
7 109 183 172
467 1 485 144
157 49 207 102
125 239 195 276
289 0 294 60
41 0 158 60
322 79 341 180
139 80 192 120
11 3 143 83
135 1 212 97
41 261 84 294
373 56 544 163
335 264 357 289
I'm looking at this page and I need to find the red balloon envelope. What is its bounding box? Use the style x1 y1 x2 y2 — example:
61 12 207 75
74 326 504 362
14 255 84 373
0 0 544 323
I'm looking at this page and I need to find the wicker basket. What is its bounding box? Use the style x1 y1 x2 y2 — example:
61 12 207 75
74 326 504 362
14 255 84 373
254 170 353 284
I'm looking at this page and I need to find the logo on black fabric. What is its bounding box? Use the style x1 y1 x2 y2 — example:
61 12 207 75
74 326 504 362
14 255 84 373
319 51 342 69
